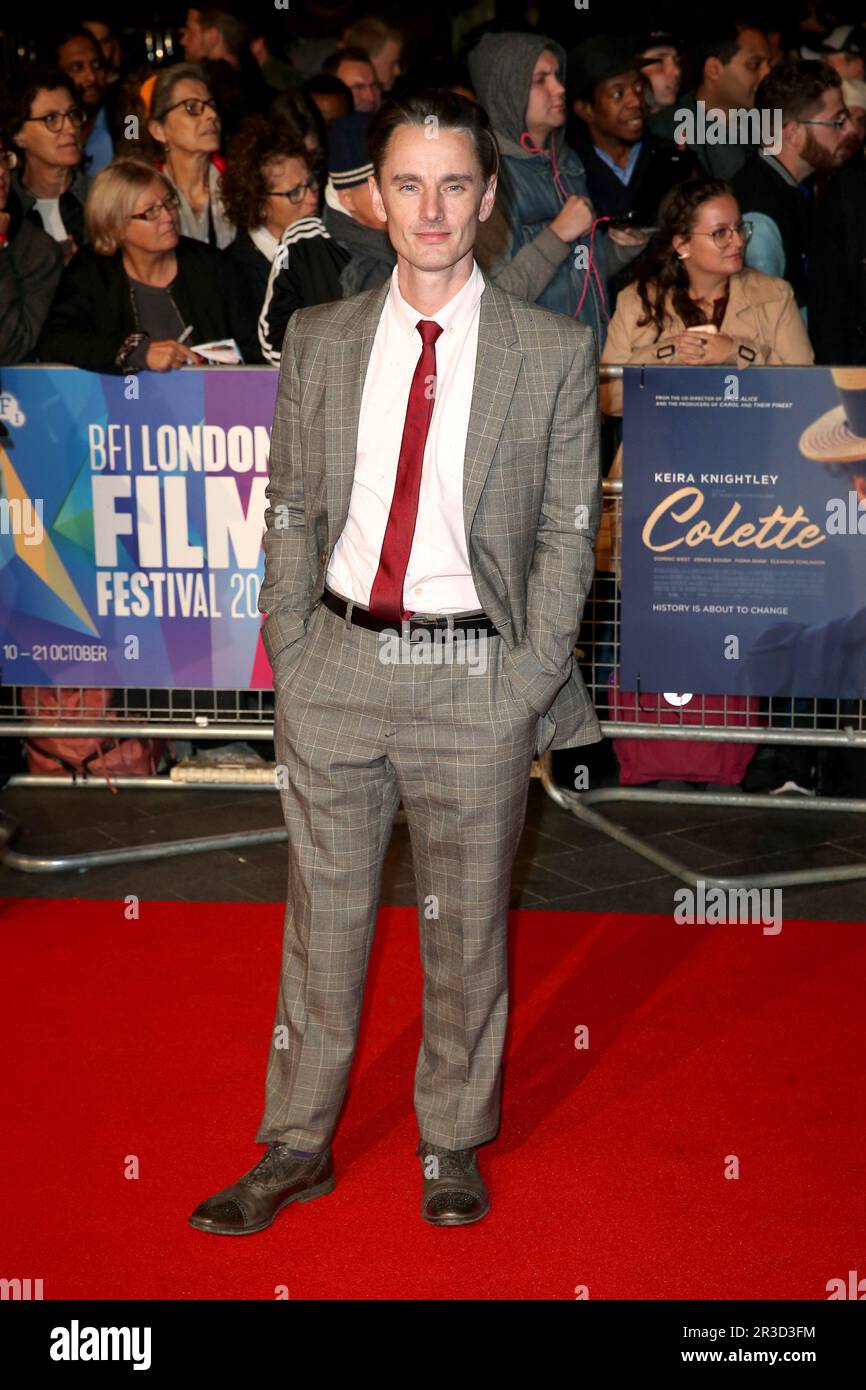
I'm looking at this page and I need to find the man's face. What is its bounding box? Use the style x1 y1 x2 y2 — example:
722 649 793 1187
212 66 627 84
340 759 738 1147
525 48 566 137
846 103 866 147
181 8 205 61
310 90 351 128
337 58 381 112
57 34 107 108
825 51 866 83
640 46 681 106
576 70 645 145
82 19 116 68
713 28 771 108
798 85 856 171
369 124 496 274
372 39 402 92
338 178 380 229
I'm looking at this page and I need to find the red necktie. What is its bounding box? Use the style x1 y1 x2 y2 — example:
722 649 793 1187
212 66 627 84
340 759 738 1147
367 318 443 621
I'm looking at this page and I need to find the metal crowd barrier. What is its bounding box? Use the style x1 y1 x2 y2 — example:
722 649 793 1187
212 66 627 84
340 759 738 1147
3 368 866 887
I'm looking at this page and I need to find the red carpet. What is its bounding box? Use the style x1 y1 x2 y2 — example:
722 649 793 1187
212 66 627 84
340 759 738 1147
1 897 863 1300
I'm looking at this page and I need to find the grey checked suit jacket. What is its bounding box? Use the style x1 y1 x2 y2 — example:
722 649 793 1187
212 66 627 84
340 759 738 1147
259 269 603 754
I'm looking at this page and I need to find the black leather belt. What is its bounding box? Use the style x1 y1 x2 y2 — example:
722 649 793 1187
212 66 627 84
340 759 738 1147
322 587 499 636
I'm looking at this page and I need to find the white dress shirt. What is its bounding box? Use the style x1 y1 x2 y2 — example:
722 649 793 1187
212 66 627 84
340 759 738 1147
326 258 486 614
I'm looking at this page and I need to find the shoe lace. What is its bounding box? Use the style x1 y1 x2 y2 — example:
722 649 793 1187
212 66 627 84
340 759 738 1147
419 1142 474 1180
240 1142 312 1186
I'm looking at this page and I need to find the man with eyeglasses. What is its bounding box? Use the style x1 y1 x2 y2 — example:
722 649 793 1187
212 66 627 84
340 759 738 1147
734 61 854 326
322 45 383 114
7 68 90 264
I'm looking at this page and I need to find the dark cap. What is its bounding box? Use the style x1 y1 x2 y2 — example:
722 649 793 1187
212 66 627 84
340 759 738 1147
327 110 374 188
635 30 682 60
568 34 642 102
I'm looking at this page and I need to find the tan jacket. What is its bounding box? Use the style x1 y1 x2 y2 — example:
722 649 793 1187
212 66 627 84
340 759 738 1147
599 267 814 416
595 268 814 575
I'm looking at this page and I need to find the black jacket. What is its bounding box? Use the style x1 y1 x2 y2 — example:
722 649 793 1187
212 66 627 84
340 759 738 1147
809 164 866 364
37 235 262 372
12 169 90 251
0 188 63 365
223 227 271 314
569 126 695 303
570 125 694 225
258 215 349 363
733 152 814 308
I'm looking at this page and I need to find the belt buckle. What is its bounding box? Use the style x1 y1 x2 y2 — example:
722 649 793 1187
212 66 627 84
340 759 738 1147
410 613 444 628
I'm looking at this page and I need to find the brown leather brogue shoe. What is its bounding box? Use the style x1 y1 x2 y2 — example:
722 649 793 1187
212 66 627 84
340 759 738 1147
188 1143 335 1236
417 1139 490 1226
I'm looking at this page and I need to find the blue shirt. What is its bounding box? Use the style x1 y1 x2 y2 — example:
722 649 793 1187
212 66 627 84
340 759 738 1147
593 140 642 186
85 104 114 176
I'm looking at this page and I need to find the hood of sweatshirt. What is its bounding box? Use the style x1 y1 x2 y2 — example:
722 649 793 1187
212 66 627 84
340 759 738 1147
467 30 568 160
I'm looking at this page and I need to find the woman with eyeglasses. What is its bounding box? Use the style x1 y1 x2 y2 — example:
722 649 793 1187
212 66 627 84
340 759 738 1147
143 63 234 250
37 158 260 372
0 135 63 364
5 66 90 264
601 179 813 418
220 116 328 316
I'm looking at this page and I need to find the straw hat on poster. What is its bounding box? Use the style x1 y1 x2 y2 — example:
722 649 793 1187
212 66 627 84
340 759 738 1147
799 368 866 482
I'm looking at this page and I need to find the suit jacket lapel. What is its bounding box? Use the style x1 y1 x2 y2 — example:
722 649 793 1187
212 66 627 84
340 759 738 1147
323 268 523 558
462 275 522 553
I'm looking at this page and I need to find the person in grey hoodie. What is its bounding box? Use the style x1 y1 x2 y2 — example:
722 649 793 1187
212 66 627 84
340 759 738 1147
467 30 643 347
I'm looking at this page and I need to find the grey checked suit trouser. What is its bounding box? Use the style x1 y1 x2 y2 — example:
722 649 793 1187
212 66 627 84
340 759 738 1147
254 270 602 1153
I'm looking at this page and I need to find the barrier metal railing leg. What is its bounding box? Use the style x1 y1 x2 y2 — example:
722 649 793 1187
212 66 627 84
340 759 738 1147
537 754 866 891
0 810 287 875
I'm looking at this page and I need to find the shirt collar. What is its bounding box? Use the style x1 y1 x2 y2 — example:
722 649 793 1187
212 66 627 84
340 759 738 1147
388 257 485 339
249 224 280 261
758 148 801 189
593 140 642 183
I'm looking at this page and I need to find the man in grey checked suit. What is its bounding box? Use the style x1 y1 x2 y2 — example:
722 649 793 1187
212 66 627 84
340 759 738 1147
190 89 601 1236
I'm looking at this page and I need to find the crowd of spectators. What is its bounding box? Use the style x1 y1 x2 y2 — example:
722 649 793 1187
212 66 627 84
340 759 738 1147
4 4 866 798
3 6 866 373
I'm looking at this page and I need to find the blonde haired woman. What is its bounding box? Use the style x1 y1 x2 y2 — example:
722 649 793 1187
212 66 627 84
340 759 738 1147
37 158 258 371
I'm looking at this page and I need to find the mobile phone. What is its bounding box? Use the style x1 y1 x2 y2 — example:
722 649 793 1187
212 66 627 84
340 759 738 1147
607 212 657 234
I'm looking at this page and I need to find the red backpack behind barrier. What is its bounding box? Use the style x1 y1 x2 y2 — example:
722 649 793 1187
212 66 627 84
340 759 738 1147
607 670 764 786
20 687 167 789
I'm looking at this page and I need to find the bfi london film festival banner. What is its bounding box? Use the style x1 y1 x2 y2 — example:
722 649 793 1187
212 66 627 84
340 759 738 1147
620 366 866 699
0 367 279 689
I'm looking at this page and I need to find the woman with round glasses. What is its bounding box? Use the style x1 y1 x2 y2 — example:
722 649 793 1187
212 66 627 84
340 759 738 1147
143 63 234 249
600 179 813 417
4 66 90 263
37 159 259 371
597 179 813 565
220 116 326 313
